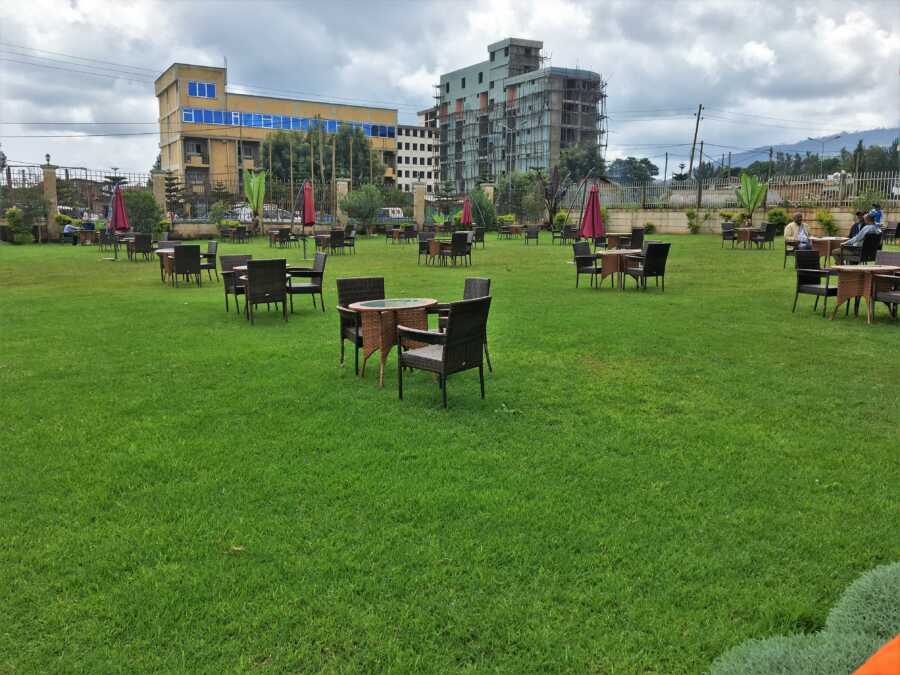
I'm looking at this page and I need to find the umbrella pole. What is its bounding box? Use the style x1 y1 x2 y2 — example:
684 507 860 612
575 172 592 241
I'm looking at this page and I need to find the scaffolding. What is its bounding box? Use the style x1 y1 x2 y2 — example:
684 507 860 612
435 62 607 194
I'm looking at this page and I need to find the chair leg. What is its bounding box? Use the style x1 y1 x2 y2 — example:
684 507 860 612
289 293 294 313
792 291 800 313
225 292 230 312
441 376 447 408
398 359 403 400
484 339 493 373
320 292 325 312
479 364 485 399
354 344 359 376
813 296 819 312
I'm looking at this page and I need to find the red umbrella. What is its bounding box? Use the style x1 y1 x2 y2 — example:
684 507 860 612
109 184 130 231
580 183 604 239
302 181 316 226
460 197 473 226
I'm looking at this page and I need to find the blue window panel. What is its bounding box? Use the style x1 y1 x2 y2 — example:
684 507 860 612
290 117 300 130
213 110 224 125
231 112 241 126
363 123 372 137
272 116 282 129
182 108 193 123
378 125 387 137
326 119 337 133
253 114 262 128
262 115 273 129
207 83 216 98
387 126 395 138
198 82 207 98
188 81 197 97
300 118 309 130
203 109 214 124
241 113 253 127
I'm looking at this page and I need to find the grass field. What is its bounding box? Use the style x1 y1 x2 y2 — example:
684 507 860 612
2 233 898 673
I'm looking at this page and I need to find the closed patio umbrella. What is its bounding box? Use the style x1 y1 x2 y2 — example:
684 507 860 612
109 184 130 231
461 196 473 227
302 181 315 228
580 183 604 240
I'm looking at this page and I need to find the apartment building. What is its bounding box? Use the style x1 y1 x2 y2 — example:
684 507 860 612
395 123 438 195
436 38 607 193
155 63 398 191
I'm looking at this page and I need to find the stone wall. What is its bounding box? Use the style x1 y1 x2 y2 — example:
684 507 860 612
602 207 897 236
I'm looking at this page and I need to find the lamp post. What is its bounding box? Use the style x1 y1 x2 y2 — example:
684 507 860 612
808 135 840 176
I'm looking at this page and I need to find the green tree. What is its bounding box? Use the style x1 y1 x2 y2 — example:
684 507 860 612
340 184 383 228
380 185 413 209
558 142 605 181
469 187 496 229
164 171 185 217
208 201 227 225
123 190 163 234
243 170 266 232
607 157 659 183
735 173 768 223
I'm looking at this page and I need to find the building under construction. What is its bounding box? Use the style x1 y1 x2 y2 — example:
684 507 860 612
435 38 607 194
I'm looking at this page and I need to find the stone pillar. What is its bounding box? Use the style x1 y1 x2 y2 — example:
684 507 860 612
335 178 350 225
413 183 426 229
150 170 167 214
480 182 495 203
42 164 58 240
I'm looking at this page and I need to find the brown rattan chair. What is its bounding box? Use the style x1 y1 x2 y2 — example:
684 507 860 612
629 227 645 251
625 241 670 291
244 259 288 323
200 240 218 280
750 222 777 249
171 244 202 287
287 252 327 313
835 232 881 265
573 241 602 288
432 277 493 372
336 277 385 374
473 227 486 248
417 232 435 265
721 222 737 249
439 231 470 267
220 254 251 313
329 229 346 255
792 249 836 316
397 296 492 408
524 226 540 245
127 233 152 261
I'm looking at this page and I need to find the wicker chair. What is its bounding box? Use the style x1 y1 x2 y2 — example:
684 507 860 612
200 240 218 280
721 222 737 249
432 277 493 373
473 227 486 248
397 296 492 408
127 233 152 261
882 221 897 245
417 232 435 265
793 250 836 316
401 225 416 244
873 251 900 319
220 254 251 312
439 231 470 267
835 232 881 265
524 226 540 245
573 241 602 288
629 227 645 251
750 222 777 249
329 229 346 255
625 242 671 291
234 226 249 243
344 229 356 255
783 237 799 268
244 259 288 323
171 244 202 287
287 252 327 313
336 277 385 374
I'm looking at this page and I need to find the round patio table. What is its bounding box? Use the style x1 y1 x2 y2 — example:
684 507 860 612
830 265 900 324
810 236 847 263
599 248 642 289
606 232 632 248
348 298 437 387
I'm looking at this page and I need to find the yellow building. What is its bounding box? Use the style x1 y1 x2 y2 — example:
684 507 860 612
155 63 398 191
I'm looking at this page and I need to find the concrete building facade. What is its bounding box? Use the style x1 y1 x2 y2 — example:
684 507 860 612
436 38 607 194
154 63 398 192
395 124 438 195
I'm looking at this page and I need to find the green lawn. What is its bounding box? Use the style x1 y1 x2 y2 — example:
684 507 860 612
1 233 898 673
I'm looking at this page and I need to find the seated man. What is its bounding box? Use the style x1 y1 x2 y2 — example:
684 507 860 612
63 221 79 246
783 213 811 249
868 202 883 226
835 214 881 262
848 211 865 238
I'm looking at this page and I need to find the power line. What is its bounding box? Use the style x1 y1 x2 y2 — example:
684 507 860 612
0 41 158 74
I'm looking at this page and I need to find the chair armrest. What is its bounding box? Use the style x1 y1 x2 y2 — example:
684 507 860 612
286 268 316 276
426 302 451 315
796 268 832 276
397 325 445 346
624 254 644 261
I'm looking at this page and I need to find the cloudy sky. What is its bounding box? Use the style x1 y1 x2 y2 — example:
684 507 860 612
1 0 898 172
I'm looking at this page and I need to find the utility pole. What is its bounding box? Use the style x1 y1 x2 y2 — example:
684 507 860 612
331 135 336 216
767 146 774 182
289 136 294 217
349 133 353 189
696 140 704 209
727 151 732 175
687 104 703 176
663 152 668 184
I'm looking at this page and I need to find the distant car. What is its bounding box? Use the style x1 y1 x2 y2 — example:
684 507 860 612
378 207 404 221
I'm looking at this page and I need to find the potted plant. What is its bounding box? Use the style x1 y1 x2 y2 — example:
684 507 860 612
815 209 838 236
735 173 767 227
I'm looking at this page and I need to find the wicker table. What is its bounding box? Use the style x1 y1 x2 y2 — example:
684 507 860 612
736 227 760 249
606 232 631 248
830 265 900 324
348 298 437 387
156 248 176 282
599 248 642 289
78 229 96 245
809 236 847 263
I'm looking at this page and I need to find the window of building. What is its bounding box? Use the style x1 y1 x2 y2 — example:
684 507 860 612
427 172 432 179
187 141 203 155
490 51 495 62
525 47 532 56
461 77 466 89
427 184 432 192
427 145 432 152
489 80 494 89
478 72 483 84
445 82 449 93
504 46 509 56
413 157 418 165
412 143 417 151
188 81 216 98
182 109 194 123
